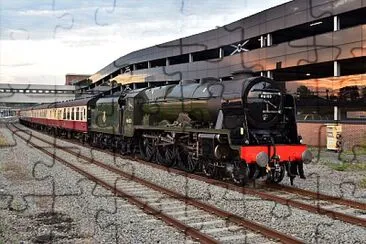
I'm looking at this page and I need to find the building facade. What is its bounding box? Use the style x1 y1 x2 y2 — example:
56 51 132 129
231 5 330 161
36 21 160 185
85 0 366 149
65 74 91 85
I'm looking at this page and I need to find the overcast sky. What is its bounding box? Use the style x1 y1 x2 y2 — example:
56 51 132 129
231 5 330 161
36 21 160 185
0 0 290 85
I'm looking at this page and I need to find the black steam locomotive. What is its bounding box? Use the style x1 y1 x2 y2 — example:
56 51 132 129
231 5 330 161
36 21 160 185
20 75 312 185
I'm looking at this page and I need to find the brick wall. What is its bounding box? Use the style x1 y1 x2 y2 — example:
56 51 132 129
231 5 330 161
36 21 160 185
297 123 327 148
297 122 366 150
340 124 366 150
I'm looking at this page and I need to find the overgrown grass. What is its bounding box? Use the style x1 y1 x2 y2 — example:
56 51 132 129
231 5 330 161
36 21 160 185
329 162 366 172
0 134 8 146
339 147 366 156
359 178 366 189
309 146 366 156
0 162 31 181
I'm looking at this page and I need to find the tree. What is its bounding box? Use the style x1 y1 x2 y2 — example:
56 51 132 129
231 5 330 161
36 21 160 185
297 85 312 97
362 87 366 98
339 86 359 101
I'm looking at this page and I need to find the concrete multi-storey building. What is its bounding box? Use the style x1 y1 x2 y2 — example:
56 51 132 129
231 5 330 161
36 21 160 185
83 0 366 149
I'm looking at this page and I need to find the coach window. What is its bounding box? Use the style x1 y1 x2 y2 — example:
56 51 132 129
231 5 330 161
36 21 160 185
66 108 69 120
79 108 83 121
70 108 74 120
83 108 86 121
76 107 80 120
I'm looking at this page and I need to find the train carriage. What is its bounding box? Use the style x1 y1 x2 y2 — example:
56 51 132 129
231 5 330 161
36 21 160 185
20 96 99 138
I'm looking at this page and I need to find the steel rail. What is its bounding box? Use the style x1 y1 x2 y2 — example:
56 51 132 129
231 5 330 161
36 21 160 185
14 122 366 228
8 125 218 244
267 184 366 211
90 142 366 227
57 130 366 213
10 123 303 244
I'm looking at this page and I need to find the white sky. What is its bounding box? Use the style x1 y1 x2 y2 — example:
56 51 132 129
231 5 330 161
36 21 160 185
0 0 291 85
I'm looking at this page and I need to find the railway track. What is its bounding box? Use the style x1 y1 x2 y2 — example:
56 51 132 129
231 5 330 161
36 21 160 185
11 123 366 227
8 123 303 244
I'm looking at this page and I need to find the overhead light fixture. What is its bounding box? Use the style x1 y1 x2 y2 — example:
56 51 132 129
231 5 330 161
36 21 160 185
306 73 311 76
310 21 323 27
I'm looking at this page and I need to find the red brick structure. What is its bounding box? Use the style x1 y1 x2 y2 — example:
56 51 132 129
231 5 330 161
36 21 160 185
65 74 90 85
298 123 366 150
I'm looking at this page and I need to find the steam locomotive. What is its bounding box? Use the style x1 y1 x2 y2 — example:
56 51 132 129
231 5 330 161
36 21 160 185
19 75 312 185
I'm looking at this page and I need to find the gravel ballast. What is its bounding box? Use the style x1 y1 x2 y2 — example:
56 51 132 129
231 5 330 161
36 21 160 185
0 125 193 243
3 123 366 243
